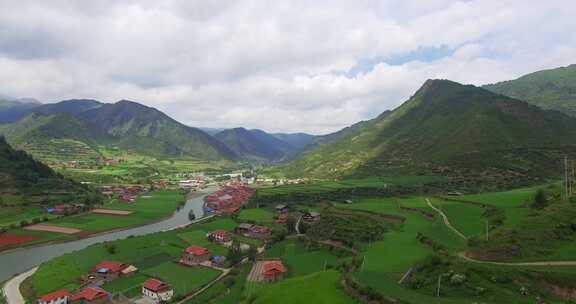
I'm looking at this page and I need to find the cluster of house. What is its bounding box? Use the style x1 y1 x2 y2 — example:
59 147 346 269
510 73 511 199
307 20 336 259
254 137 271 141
179 245 226 267
37 260 174 304
254 178 307 186
236 223 271 240
47 203 85 215
97 185 147 203
203 182 254 215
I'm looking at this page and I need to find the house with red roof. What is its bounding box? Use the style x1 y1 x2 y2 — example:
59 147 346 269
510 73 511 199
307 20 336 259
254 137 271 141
91 261 128 282
206 230 231 243
180 245 211 266
141 278 174 303
236 223 271 240
263 260 287 282
69 287 109 304
37 290 70 304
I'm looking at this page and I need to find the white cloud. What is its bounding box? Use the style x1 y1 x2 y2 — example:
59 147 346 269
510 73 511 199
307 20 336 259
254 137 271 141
0 0 574 134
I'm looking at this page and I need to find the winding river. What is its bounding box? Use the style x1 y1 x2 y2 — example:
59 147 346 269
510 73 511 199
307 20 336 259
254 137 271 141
0 186 215 282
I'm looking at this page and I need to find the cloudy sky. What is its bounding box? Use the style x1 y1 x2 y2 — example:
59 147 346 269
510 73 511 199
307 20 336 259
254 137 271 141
0 0 574 134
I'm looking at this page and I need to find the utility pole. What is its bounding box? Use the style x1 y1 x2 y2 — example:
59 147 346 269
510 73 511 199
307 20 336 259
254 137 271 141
485 219 489 241
565 156 569 199
436 275 442 300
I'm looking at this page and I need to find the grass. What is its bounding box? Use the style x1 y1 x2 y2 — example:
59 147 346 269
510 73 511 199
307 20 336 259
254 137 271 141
26 218 232 300
143 262 220 296
264 240 341 276
237 208 274 222
252 271 355 304
178 230 227 256
0 206 55 227
436 201 485 238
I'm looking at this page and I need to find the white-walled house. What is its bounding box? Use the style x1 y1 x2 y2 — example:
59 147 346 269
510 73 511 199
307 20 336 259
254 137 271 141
142 279 174 303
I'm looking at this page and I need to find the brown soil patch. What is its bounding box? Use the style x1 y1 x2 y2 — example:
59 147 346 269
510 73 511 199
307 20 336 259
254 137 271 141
24 224 82 234
92 209 133 216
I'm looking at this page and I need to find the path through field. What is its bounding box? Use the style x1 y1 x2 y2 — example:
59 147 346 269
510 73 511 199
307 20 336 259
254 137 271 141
457 252 576 266
2 267 37 304
426 198 467 240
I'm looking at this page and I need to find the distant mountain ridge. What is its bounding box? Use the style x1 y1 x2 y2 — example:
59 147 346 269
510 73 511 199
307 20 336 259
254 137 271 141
483 64 576 116
215 128 293 162
0 99 237 161
285 79 576 189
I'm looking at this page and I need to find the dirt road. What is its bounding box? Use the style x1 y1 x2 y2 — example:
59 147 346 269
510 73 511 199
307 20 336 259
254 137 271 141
426 198 467 240
2 267 37 304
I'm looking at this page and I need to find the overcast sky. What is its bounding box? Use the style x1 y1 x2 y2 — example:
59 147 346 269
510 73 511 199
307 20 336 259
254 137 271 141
0 0 574 134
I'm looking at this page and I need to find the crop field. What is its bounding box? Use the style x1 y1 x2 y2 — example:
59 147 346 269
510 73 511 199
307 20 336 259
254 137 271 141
264 240 341 276
43 191 184 234
0 206 53 227
25 218 232 300
143 262 221 296
257 176 446 197
237 208 274 222
252 271 355 304
436 201 485 238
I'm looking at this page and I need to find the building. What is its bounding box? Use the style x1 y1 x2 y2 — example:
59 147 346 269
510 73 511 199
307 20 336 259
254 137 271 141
142 279 174 303
303 211 321 223
37 290 71 304
263 260 287 282
210 255 227 267
275 204 289 214
180 245 211 266
206 230 231 243
91 261 128 282
236 223 271 240
69 287 109 304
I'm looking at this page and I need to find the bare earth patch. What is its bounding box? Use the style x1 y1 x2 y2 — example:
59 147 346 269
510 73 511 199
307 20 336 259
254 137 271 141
24 224 82 234
92 209 133 216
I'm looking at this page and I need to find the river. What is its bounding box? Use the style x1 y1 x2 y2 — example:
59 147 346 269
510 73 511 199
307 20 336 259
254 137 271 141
0 186 215 282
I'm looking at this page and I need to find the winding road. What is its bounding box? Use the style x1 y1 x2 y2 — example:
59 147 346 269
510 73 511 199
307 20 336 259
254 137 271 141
2 267 37 304
425 198 467 240
426 198 576 267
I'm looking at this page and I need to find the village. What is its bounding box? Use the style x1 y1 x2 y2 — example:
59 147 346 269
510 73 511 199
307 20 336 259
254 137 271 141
30 179 327 304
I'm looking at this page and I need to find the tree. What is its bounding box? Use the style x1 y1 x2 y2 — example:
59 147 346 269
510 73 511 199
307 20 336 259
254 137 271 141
286 216 297 234
247 245 257 262
532 189 548 209
227 238 242 265
105 243 117 255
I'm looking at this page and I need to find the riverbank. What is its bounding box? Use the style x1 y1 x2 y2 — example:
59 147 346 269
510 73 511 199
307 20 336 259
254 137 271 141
0 186 216 282
0 189 203 254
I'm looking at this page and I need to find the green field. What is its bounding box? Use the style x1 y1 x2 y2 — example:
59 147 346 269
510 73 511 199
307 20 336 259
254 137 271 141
143 262 220 296
264 240 341 277
1 190 185 251
252 271 355 304
24 218 232 301
437 201 485 238
237 208 274 222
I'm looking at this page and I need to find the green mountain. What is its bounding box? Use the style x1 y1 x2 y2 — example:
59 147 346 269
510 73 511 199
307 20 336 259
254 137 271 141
0 136 96 200
78 100 237 160
285 79 576 188
0 113 111 162
483 64 576 116
215 128 292 162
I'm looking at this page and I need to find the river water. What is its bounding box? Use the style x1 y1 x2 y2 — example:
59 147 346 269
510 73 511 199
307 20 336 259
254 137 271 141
0 187 214 282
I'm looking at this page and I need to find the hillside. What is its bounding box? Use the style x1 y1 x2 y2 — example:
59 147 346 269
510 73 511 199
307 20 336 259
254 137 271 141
271 132 315 150
285 80 576 189
483 64 576 116
0 112 111 162
78 100 237 160
215 128 292 162
0 136 95 200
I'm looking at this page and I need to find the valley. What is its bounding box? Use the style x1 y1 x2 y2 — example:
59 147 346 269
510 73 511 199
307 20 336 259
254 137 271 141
2 64 576 304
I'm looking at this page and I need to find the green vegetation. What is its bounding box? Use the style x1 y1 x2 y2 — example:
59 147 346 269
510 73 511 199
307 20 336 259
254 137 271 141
24 218 232 301
284 79 576 190
252 271 354 304
484 64 576 116
237 208 274 222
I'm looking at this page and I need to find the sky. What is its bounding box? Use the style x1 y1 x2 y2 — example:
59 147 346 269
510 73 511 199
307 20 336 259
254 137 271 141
0 1 574 134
